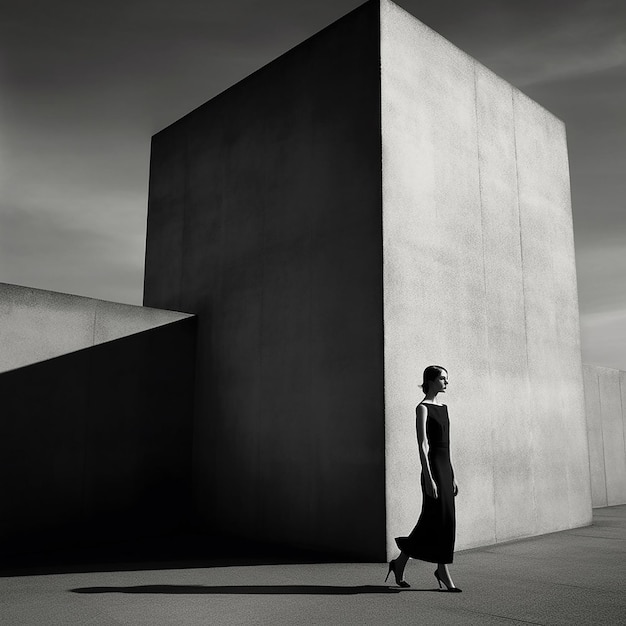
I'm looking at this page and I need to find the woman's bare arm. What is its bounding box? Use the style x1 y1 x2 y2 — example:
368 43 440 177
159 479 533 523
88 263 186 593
450 457 459 496
416 404 438 499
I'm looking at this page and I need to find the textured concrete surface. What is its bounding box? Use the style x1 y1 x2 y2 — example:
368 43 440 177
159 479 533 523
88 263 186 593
0 282 192 373
0 317 197 555
143 0 590 560
380 0 590 557
144 1 386 559
583 364 626 506
1 505 624 625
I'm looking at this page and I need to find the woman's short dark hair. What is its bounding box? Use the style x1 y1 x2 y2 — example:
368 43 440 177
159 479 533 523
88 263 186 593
421 365 447 394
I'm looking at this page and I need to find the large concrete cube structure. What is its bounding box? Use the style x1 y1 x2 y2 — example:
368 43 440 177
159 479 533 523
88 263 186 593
144 0 592 559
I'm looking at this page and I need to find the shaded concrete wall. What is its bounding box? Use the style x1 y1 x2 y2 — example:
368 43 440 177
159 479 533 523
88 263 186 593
144 2 386 559
381 0 592 555
0 318 197 556
0 282 192 373
583 364 626 507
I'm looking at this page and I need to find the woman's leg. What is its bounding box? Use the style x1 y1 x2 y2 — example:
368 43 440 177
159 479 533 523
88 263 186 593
436 563 456 588
394 551 410 580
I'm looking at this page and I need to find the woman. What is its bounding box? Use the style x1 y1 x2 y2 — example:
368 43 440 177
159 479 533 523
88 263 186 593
385 365 461 592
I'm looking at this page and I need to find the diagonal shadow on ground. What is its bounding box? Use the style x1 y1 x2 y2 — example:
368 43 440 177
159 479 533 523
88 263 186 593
70 584 438 595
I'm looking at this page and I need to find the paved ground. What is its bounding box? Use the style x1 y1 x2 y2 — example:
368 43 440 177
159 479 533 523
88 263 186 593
1 505 625 625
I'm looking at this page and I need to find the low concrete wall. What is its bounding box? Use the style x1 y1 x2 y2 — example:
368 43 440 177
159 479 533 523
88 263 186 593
0 283 197 555
0 319 197 556
0 282 191 373
583 364 626 507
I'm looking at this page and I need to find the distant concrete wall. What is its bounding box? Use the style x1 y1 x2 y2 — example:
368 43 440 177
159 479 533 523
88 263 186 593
0 317 197 555
144 1 386 559
381 0 592 555
583 364 626 507
0 282 192 373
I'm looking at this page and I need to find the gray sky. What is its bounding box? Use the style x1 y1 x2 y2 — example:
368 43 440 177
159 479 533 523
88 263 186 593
1 0 625 368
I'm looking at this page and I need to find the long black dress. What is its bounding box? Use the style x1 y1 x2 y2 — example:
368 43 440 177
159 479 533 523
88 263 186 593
395 403 455 564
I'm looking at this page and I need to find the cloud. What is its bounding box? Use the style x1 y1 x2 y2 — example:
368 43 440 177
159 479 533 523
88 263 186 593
411 0 625 90
580 308 626 370
0 198 145 305
476 3 626 87
575 238 626 316
0 110 148 305
1 0 625 360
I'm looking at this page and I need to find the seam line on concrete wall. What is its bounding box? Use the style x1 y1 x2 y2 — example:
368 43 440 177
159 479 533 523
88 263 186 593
583 367 595 507
620 373 626 501
180 125 189 312
551 194 574 525
257 126 268 521
597 372 609 506
473 66 489 302
511 92 530 385
377 4 390 551
472 60 497 544
182 120 201 504
512 89 538 534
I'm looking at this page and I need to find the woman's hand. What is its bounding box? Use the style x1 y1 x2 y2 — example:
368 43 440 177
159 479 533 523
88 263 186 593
453 478 459 497
424 477 438 499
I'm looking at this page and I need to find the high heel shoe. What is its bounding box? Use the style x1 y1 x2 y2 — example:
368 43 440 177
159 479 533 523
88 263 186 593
434 569 462 592
384 559 410 588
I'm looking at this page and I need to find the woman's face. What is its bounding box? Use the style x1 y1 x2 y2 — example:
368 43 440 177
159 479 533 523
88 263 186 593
430 370 448 394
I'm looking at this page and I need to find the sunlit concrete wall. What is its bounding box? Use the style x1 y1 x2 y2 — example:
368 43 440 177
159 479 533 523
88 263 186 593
583 364 626 507
0 282 192 373
380 0 592 556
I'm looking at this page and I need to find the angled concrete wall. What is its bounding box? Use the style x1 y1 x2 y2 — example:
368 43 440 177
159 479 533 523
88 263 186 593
0 283 197 555
380 0 591 554
145 1 386 559
583 364 626 507
0 318 197 555
0 282 192 373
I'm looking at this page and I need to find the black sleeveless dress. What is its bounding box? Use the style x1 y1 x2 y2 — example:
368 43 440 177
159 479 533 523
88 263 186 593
395 403 456 564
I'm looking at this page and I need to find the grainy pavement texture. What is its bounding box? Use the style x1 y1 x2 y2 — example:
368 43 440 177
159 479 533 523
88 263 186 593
1 505 624 625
